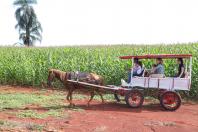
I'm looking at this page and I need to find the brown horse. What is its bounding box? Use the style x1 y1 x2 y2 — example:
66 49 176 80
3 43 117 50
47 69 104 106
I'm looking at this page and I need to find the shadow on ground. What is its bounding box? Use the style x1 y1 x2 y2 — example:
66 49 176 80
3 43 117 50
9 101 167 113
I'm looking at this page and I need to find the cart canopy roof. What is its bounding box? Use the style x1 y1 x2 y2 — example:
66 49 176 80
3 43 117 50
120 54 192 59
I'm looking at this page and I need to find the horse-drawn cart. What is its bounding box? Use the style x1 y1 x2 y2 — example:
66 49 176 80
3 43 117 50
68 54 192 111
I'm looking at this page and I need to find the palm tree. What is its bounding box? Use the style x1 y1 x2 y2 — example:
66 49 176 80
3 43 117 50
14 0 42 46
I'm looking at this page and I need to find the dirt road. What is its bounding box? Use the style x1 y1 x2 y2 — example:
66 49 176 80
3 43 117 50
0 86 197 132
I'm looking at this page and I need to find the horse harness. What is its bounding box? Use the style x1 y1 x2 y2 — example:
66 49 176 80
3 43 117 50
65 71 89 81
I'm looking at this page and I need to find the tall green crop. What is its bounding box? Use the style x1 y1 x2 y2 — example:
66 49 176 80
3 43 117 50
0 43 197 97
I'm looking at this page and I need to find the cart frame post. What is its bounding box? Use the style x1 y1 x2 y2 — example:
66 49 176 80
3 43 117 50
189 56 192 84
130 57 134 86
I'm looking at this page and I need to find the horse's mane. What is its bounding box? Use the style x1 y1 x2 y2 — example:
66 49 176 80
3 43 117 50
49 69 67 82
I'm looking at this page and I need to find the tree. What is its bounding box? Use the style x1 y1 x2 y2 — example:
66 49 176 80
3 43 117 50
14 0 42 46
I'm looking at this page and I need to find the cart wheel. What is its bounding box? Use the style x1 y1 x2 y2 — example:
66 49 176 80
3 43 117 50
160 91 181 111
125 90 144 108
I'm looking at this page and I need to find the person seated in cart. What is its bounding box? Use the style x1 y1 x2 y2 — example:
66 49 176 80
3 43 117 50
128 59 144 83
149 58 165 77
175 58 185 78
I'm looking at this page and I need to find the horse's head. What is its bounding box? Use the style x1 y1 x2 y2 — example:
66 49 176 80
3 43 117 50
47 69 73 88
47 69 56 87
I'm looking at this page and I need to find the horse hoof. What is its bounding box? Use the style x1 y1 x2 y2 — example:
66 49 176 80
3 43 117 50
68 103 75 108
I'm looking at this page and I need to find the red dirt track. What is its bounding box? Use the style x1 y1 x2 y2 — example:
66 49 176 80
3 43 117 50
0 86 198 132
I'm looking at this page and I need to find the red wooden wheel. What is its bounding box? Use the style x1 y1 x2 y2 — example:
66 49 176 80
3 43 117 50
125 90 144 108
160 91 181 111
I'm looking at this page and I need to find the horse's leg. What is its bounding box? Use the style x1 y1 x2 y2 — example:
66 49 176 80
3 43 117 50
66 86 74 107
97 90 104 104
87 91 95 107
66 91 70 101
69 90 75 107
67 90 72 106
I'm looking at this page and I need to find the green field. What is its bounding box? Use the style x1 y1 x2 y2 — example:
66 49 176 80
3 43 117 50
0 43 197 97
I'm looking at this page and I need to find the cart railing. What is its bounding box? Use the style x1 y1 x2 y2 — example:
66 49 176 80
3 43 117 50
123 77 191 91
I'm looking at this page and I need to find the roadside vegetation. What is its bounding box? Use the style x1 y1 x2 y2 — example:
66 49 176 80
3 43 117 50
0 43 197 98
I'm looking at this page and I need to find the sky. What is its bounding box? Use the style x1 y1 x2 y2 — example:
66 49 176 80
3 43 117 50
0 0 198 46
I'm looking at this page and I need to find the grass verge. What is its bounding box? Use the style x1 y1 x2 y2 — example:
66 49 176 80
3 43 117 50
0 92 65 110
17 109 65 119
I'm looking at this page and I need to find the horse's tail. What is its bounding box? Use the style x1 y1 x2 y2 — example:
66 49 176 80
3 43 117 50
89 73 105 86
99 76 105 86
